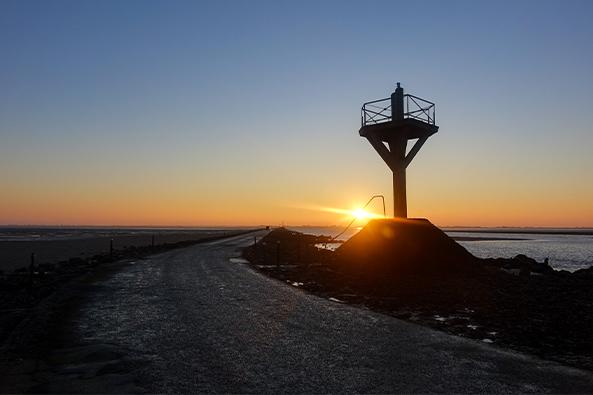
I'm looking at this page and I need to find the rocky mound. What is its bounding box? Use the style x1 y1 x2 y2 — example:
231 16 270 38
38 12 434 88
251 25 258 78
335 218 478 277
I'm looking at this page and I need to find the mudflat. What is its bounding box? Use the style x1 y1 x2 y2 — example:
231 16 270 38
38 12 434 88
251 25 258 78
0 230 231 272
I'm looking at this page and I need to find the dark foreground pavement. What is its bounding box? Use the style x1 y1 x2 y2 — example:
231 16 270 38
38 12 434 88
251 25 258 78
32 232 593 393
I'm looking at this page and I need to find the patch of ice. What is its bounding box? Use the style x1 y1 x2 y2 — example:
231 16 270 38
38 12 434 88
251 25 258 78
328 297 344 303
229 258 249 264
467 325 478 330
315 242 342 251
434 315 447 322
482 338 494 344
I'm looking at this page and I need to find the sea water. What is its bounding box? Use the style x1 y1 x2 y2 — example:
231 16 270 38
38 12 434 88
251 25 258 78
448 231 593 272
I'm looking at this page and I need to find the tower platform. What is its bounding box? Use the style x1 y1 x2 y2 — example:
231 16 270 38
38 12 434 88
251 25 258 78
359 117 438 141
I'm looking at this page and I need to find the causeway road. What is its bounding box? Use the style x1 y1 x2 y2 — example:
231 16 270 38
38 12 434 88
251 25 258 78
52 231 593 393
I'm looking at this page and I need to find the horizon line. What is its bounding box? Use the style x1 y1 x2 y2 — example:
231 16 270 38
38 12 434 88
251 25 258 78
1 223 593 230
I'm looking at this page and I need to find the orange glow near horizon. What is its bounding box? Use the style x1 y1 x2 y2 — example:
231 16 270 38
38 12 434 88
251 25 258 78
4 135 591 228
2 204 593 228
3 187 592 228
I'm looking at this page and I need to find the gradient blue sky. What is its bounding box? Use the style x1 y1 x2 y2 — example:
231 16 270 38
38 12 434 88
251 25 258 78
1 0 592 226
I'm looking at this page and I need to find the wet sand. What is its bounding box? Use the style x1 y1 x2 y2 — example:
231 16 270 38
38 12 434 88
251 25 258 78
0 230 233 272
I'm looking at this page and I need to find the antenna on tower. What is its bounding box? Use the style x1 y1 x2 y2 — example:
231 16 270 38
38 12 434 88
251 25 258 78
359 83 438 218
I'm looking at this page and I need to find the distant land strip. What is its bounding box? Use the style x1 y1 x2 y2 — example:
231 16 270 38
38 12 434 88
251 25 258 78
450 236 530 241
444 228 593 236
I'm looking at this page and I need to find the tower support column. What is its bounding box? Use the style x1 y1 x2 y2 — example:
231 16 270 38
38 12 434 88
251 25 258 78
390 82 407 218
388 132 407 218
393 169 407 218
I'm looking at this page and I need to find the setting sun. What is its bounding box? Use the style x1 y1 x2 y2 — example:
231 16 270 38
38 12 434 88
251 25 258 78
352 208 371 220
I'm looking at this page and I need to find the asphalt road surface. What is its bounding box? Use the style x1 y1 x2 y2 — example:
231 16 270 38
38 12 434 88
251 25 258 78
65 231 593 393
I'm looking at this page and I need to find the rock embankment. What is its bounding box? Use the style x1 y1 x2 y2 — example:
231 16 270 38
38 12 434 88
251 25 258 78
243 221 593 371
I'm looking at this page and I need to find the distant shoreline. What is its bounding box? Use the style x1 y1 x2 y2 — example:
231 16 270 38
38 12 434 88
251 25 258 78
451 236 530 241
444 228 593 236
287 225 593 236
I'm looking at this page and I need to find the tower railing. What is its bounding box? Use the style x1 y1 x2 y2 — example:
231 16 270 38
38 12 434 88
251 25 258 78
361 94 436 127
361 98 391 126
405 94 435 125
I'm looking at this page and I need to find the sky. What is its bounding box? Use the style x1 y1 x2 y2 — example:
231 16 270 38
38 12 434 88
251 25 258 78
1 0 592 227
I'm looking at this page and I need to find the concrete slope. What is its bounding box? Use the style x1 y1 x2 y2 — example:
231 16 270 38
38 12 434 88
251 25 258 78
58 232 593 393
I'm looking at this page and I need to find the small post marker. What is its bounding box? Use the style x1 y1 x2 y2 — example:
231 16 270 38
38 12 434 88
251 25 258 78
29 252 35 290
151 235 155 247
276 241 280 268
110 239 114 258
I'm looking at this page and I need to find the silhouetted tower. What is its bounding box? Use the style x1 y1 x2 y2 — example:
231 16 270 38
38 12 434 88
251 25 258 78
359 83 438 218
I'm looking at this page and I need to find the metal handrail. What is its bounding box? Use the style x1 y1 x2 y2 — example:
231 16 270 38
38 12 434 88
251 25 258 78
361 98 391 126
405 94 435 125
361 94 436 127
